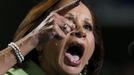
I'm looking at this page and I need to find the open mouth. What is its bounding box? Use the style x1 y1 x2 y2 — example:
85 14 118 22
64 42 85 66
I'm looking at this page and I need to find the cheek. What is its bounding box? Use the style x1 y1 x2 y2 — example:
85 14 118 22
41 40 64 59
86 33 95 58
87 32 95 44
40 41 59 60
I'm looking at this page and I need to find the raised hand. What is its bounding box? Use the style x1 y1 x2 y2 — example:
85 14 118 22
32 0 81 45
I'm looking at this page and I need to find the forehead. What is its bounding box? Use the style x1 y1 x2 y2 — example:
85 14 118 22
66 2 92 20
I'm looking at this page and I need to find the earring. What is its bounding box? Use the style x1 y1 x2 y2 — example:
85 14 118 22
83 65 88 75
55 43 58 46
82 62 89 75
86 62 89 65
79 73 82 75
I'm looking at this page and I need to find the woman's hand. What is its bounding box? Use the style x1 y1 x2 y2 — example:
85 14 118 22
0 12 75 75
14 0 80 56
33 12 75 44
23 0 80 49
0 1 80 74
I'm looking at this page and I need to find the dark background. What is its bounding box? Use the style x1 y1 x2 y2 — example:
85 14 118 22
0 0 134 75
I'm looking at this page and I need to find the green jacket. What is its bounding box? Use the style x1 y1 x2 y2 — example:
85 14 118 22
6 60 46 75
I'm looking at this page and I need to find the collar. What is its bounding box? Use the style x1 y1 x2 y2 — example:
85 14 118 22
7 60 46 75
24 60 47 75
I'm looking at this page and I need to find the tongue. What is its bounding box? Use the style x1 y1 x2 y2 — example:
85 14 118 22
65 52 80 63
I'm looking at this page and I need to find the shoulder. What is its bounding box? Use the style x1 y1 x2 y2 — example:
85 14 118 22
6 60 46 75
6 68 28 75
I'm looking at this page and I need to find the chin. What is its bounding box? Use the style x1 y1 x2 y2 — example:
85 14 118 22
58 60 84 75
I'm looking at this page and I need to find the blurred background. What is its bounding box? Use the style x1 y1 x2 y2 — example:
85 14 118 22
0 0 134 75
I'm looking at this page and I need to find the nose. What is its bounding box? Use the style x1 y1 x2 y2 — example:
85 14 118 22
71 28 86 38
70 14 86 38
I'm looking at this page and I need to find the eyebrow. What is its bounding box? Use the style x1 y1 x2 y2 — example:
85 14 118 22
84 18 94 28
85 18 93 25
66 13 93 28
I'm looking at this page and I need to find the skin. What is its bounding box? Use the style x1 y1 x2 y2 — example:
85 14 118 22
37 2 95 75
0 1 96 75
0 0 79 74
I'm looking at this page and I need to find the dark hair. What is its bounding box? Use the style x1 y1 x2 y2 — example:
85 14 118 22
14 0 104 75
81 1 104 75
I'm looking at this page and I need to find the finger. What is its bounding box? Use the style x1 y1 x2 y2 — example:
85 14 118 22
63 20 75 30
35 14 54 32
36 0 81 31
38 26 55 43
60 19 76 34
61 23 72 34
44 25 54 32
52 13 75 34
53 0 81 15
45 17 54 27
53 24 66 40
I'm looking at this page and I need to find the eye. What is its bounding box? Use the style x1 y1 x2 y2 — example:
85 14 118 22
83 24 93 31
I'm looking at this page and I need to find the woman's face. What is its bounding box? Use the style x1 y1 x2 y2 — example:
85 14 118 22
38 2 95 75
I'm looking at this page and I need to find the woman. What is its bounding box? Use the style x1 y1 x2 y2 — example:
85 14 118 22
0 0 103 75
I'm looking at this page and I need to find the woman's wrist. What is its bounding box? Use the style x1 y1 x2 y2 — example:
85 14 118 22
15 30 39 56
